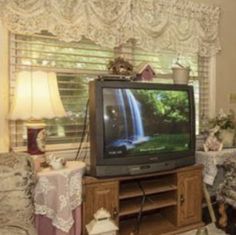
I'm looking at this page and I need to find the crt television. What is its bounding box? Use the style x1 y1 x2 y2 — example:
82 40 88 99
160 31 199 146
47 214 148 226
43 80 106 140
89 79 196 177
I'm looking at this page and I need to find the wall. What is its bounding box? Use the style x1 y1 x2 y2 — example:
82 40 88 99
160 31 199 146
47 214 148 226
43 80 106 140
193 0 236 113
216 0 236 112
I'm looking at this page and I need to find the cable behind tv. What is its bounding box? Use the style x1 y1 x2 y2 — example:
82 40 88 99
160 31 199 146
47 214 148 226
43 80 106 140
132 181 146 234
75 99 89 161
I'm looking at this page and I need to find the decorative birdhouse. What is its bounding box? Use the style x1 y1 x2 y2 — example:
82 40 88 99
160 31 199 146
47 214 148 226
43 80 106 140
86 208 118 235
135 63 156 81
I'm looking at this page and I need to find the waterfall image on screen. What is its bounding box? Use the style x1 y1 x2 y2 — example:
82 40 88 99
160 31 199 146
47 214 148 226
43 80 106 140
103 88 191 158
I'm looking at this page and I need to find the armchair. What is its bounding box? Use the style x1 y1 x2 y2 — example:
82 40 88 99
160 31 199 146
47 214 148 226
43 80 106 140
0 152 37 235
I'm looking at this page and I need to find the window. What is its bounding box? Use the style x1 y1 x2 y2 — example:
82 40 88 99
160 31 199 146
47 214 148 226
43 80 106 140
9 33 209 151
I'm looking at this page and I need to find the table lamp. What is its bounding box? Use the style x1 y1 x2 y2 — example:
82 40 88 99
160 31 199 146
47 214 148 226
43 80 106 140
9 70 66 164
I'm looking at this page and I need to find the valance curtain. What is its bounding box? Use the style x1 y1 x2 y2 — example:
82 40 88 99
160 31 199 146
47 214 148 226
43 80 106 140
0 0 220 56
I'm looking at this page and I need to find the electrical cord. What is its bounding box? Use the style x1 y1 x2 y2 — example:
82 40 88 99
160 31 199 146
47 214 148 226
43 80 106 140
80 125 89 162
131 181 146 235
74 99 89 161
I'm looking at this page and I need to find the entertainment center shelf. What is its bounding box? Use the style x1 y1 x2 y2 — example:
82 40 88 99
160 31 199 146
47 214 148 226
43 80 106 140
120 192 177 217
119 178 177 199
82 165 204 235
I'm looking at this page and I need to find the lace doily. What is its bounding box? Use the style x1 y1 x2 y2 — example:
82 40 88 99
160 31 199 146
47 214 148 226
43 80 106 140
196 149 236 185
34 161 85 232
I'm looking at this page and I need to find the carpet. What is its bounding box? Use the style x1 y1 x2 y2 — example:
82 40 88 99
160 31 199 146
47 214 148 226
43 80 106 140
178 223 228 235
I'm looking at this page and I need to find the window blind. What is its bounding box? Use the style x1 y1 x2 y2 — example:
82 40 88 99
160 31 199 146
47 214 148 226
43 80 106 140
9 33 209 150
9 33 114 150
116 45 202 133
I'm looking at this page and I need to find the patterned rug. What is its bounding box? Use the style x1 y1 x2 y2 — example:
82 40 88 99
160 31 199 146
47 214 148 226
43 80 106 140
179 223 228 235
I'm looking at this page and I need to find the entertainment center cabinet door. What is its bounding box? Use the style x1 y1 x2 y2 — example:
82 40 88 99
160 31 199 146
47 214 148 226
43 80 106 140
177 168 202 227
82 180 119 235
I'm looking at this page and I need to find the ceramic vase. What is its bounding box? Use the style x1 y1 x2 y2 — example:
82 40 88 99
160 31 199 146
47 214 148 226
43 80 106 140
219 129 235 148
172 67 190 84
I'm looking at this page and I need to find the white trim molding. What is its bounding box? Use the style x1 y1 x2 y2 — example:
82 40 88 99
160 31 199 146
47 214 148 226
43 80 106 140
0 21 9 152
208 56 217 118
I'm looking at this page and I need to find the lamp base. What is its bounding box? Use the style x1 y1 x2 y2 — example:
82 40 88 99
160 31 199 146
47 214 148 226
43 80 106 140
26 121 47 166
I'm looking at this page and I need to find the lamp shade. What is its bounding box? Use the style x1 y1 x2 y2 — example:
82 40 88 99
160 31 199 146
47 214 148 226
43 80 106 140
9 71 66 120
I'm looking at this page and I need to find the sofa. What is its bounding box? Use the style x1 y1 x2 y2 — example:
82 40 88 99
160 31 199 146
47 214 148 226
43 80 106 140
0 152 37 235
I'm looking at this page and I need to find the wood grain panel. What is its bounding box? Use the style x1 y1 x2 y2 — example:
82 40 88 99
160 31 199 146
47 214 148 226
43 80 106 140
177 169 202 226
82 181 119 234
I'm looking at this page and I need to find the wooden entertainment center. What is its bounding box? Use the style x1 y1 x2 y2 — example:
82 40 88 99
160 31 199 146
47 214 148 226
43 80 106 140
82 164 204 235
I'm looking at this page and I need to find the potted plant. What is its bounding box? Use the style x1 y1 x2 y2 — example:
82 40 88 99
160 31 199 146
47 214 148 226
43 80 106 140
171 59 190 84
209 109 236 148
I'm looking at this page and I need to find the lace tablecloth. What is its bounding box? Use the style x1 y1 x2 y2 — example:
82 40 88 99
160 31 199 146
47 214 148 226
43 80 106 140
196 149 236 185
34 161 86 233
218 158 236 208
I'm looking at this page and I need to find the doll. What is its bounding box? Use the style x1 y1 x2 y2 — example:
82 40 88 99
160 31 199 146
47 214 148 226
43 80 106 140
203 126 223 152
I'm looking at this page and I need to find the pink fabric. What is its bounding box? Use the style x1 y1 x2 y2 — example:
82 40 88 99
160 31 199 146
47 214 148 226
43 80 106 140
35 206 81 235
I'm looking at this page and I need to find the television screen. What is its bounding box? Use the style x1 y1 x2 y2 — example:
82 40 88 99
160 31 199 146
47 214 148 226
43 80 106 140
103 88 191 158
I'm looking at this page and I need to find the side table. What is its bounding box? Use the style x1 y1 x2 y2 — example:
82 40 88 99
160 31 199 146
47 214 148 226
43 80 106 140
196 149 236 227
196 149 236 186
34 161 86 235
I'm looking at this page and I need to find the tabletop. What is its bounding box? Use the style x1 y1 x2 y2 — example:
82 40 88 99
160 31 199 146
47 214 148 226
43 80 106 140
196 148 236 185
34 161 86 233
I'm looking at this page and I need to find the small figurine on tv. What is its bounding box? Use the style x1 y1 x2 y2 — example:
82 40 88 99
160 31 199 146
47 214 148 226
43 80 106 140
203 125 223 152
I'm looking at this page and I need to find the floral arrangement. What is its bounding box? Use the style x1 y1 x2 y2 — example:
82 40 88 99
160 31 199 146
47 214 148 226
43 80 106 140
203 125 223 152
209 109 236 130
107 57 133 75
